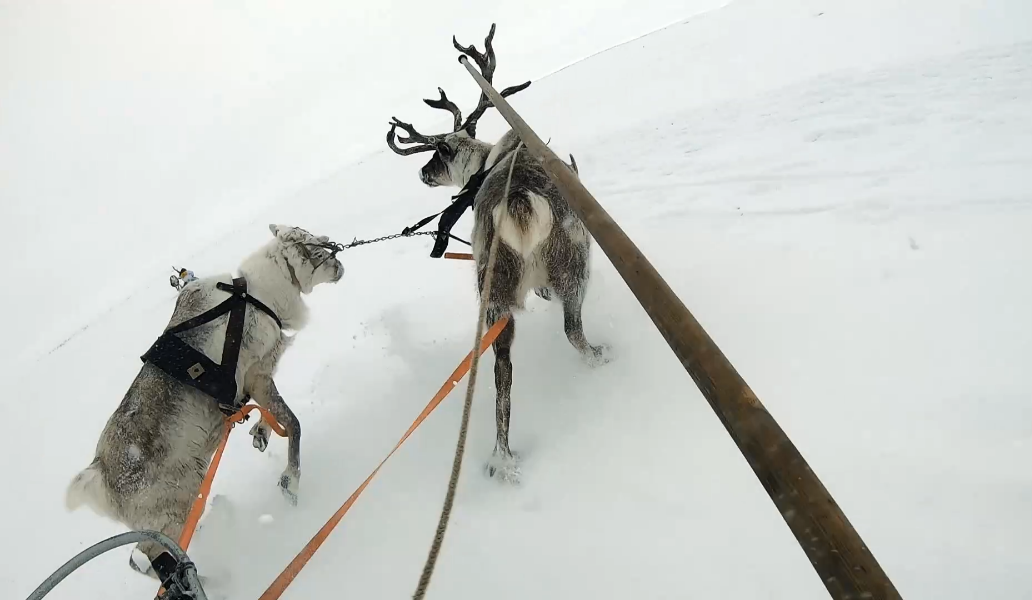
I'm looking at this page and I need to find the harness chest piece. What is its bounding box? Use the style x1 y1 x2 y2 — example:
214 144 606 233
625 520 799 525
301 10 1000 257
140 277 282 415
402 163 493 259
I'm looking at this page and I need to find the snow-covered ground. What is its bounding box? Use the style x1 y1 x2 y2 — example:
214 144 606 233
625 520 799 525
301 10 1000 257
4 0 1032 598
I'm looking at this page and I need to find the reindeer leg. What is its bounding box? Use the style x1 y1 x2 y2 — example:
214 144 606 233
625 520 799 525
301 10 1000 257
486 309 520 483
561 286 611 368
128 495 194 582
476 225 523 482
130 516 185 580
544 226 610 367
248 375 301 505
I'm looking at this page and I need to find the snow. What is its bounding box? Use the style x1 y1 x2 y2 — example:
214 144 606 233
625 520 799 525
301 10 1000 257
4 0 1032 599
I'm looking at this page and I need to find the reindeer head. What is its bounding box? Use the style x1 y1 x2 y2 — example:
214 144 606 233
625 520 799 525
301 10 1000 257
386 24 530 189
268 224 345 293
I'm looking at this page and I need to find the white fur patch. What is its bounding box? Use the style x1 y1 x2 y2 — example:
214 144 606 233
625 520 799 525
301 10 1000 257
492 192 553 258
65 464 111 516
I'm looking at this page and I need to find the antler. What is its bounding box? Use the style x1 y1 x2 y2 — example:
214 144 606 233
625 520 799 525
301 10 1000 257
386 23 531 154
387 87 471 155
453 23 499 84
453 24 531 137
423 88 463 132
386 117 439 155
458 81 531 137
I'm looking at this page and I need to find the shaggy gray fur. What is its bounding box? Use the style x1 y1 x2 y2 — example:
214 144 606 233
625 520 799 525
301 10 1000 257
66 225 343 577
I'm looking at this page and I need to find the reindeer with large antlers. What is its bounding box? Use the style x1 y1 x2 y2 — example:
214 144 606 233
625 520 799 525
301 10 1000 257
386 24 610 483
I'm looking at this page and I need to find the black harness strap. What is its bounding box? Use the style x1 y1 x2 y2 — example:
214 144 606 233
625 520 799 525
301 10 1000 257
402 164 493 258
141 277 282 415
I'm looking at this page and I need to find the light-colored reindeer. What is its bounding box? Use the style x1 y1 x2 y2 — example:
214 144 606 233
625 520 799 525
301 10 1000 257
67 225 344 579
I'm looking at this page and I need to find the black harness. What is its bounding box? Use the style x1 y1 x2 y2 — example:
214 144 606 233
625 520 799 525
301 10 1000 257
402 164 493 258
141 277 282 415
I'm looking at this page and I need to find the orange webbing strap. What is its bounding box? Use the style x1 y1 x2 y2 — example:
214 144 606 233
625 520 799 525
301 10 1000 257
157 404 286 597
444 252 474 261
257 316 510 600
180 405 287 550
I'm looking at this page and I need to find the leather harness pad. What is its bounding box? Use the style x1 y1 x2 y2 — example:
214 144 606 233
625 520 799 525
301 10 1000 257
141 277 281 415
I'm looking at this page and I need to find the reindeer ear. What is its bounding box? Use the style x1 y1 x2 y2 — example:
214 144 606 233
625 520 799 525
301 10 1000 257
315 235 329 243
270 224 298 242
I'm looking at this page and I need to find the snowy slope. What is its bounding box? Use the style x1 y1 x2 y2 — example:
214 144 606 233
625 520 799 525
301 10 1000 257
6 0 1032 599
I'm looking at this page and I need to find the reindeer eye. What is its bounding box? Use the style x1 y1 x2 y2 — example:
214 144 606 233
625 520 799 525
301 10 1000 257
436 143 452 158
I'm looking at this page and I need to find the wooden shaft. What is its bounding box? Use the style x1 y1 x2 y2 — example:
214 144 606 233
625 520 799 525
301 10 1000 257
459 56 901 600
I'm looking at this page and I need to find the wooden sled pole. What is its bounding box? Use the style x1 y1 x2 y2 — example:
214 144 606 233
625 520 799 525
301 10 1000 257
459 55 901 600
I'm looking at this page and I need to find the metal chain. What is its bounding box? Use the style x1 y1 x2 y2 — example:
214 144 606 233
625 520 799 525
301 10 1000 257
341 230 439 250
341 229 470 251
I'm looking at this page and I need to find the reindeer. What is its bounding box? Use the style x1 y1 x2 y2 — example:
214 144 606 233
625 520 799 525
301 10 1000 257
66 225 345 580
386 24 609 482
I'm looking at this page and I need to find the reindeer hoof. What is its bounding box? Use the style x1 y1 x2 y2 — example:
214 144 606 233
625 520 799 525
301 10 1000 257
279 471 299 506
584 344 612 368
486 452 521 484
249 422 270 452
129 548 157 579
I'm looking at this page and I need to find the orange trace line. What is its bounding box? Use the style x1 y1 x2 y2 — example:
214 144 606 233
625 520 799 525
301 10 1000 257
156 404 284 597
257 316 509 600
